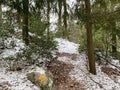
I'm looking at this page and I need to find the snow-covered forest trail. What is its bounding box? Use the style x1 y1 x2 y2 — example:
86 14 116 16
48 38 120 90
0 38 120 90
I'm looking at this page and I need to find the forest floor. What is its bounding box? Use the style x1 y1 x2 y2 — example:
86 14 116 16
0 38 120 90
48 38 120 90
48 52 120 90
47 53 87 90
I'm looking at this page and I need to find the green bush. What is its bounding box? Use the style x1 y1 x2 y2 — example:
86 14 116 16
27 36 58 66
24 15 58 66
4 55 23 71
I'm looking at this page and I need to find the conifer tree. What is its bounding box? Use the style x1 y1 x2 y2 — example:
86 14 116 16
22 0 29 45
0 2 2 26
85 0 96 75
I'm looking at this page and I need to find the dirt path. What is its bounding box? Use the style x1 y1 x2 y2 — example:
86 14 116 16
47 53 87 90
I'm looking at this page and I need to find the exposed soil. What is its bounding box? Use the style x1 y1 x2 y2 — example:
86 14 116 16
47 60 86 90
101 66 120 84
57 52 78 60
101 66 120 76
0 81 11 90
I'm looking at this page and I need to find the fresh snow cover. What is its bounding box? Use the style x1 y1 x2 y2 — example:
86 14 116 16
67 0 77 8
29 66 46 75
0 36 44 90
1 37 25 58
55 38 79 54
0 66 40 90
0 37 120 90
111 59 120 67
1 0 120 89
2 5 10 12
70 62 120 90
57 38 120 90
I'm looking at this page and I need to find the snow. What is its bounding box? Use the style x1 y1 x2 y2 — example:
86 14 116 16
56 38 120 90
55 38 79 54
2 5 10 12
0 66 40 90
60 56 120 90
0 36 120 90
29 66 46 75
1 37 25 58
1 0 120 89
111 59 120 67
67 0 77 8
0 36 47 90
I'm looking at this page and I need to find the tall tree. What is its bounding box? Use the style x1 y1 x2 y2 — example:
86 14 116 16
0 1 2 26
85 0 96 74
16 0 21 29
108 17 118 57
110 21 117 55
58 0 62 32
22 0 29 45
109 1 119 55
63 0 68 38
46 0 50 39
92 0 120 56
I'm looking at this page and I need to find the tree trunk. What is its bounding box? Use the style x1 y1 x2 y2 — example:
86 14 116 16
0 3 2 26
112 34 117 53
22 0 29 45
47 0 50 39
16 0 21 29
58 0 62 31
111 22 117 55
85 0 96 75
63 0 68 39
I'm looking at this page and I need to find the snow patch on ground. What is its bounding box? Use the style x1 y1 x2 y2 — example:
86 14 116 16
0 66 42 90
1 37 25 58
57 38 120 90
29 66 46 75
0 36 50 90
55 38 79 54
111 59 120 67
59 54 120 90
0 36 120 90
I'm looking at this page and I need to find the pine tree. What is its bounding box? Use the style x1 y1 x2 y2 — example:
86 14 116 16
22 0 29 45
46 0 50 39
63 0 68 39
85 0 96 75
16 0 22 29
58 0 62 34
0 2 2 26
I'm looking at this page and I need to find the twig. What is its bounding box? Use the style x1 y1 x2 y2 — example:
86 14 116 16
95 53 120 70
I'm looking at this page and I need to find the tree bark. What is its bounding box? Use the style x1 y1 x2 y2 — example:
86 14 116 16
63 0 68 39
47 0 50 39
22 0 29 45
112 34 117 53
111 22 117 54
58 0 62 30
16 0 21 29
85 0 96 75
0 3 2 26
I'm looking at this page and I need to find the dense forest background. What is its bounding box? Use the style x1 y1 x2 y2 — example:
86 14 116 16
0 0 120 90
0 0 120 78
